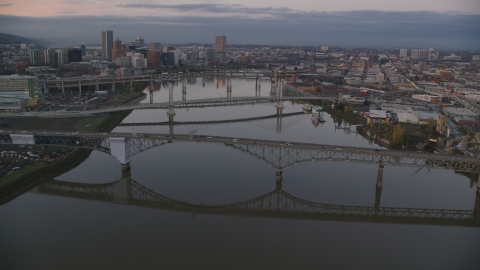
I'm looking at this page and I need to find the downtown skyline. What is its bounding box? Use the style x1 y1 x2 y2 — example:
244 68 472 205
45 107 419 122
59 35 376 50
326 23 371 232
0 0 479 49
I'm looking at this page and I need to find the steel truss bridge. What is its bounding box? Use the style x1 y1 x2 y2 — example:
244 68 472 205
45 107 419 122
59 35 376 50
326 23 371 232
4 132 480 174
31 175 480 228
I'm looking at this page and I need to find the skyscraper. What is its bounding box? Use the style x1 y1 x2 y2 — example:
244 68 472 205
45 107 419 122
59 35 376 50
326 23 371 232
399 49 408 57
147 50 161 68
101 30 113 61
44 48 55 66
215 36 226 64
112 37 124 61
149 42 162 51
29 50 41 65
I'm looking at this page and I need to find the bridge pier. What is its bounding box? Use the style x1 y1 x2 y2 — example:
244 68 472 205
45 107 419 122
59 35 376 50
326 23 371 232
130 77 133 90
276 108 283 133
477 173 480 194
255 75 260 96
42 145 50 160
61 81 65 94
112 79 115 92
150 77 154 92
78 81 82 95
95 80 99 91
474 192 480 224
374 185 382 211
112 163 132 204
376 164 384 189
226 77 232 98
276 170 283 190
182 77 186 101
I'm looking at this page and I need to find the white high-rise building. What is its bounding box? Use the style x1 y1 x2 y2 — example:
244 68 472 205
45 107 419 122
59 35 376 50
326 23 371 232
410 50 419 60
399 49 408 57
131 53 147 68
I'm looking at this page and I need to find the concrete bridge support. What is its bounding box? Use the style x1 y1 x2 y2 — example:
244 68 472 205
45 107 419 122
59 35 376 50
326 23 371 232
226 77 232 98
95 80 100 91
78 81 82 95
374 186 382 211
112 163 132 204
477 173 480 194
182 77 187 101
276 108 283 133
130 77 133 90
61 81 65 94
112 79 115 92
42 145 50 160
376 164 384 189
150 77 154 92
255 75 261 96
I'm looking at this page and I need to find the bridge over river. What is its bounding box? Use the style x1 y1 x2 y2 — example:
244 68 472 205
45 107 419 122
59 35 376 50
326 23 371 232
3 131 480 194
29 166 480 228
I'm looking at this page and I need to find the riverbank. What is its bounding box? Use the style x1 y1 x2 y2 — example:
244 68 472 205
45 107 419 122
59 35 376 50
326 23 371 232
0 95 138 201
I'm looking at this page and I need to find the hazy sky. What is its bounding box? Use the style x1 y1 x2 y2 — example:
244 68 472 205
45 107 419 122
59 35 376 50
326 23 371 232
0 0 479 49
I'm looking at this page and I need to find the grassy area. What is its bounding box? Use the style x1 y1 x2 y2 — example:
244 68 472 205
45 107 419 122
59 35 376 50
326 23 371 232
109 91 144 107
75 116 106 132
0 148 93 200
0 162 49 186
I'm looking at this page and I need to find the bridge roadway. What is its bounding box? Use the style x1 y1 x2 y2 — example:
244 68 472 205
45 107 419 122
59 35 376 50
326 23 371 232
4 131 480 175
29 176 480 228
0 96 336 118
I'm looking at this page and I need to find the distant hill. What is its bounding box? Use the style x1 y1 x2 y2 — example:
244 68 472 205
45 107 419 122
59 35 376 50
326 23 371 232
0 32 54 47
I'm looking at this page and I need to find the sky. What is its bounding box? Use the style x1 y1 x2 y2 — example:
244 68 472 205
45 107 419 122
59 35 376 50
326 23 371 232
0 0 479 49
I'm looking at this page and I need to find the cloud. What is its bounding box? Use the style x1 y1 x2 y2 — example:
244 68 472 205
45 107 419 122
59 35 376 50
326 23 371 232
0 3 12 6
0 10 478 49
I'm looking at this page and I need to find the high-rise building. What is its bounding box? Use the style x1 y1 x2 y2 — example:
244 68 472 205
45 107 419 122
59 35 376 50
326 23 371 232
44 48 56 66
136 36 145 47
185 51 198 66
112 37 124 61
79 45 86 56
29 50 41 65
149 42 162 51
215 36 226 53
57 50 68 66
419 49 428 59
410 50 419 60
205 48 215 63
147 50 161 68
161 52 175 66
67 48 82 63
428 48 435 56
131 53 147 68
215 36 227 64
399 49 408 57
101 30 113 61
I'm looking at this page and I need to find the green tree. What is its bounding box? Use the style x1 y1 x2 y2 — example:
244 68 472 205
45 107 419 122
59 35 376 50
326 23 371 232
426 117 436 130
391 124 405 146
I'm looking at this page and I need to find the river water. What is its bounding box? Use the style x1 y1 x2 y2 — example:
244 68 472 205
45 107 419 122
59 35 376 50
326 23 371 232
1 79 479 269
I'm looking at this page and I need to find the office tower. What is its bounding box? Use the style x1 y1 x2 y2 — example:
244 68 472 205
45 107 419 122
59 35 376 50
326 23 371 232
185 51 198 66
79 45 86 56
149 42 162 51
205 48 215 63
44 48 55 66
161 52 175 66
147 50 161 68
67 48 82 62
112 37 124 61
101 30 113 61
215 36 226 63
399 49 408 57
419 49 428 59
29 50 41 65
428 48 435 56
410 50 419 60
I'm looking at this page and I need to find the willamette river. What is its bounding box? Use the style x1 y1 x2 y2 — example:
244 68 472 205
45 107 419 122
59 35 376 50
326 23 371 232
1 79 479 269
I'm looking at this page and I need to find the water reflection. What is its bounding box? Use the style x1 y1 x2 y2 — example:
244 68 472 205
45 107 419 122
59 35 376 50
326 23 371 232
30 165 480 228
